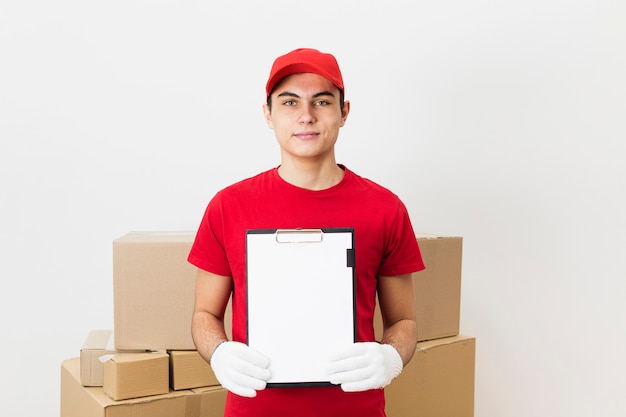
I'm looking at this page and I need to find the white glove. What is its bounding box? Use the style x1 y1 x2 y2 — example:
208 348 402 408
210 341 271 398
327 342 403 392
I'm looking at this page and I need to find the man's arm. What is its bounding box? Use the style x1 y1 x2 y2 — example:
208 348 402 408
191 268 233 363
327 273 417 391
191 268 271 398
377 273 418 365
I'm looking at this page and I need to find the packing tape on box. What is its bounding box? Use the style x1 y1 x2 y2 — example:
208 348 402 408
99 354 114 363
98 350 164 363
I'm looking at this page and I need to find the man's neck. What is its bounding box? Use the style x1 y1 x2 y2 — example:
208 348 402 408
277 159 345 191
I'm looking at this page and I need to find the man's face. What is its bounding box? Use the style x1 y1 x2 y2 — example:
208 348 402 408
263 73 349 164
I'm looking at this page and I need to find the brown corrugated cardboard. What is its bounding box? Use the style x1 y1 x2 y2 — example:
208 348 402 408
385 335 476 417
374 234 463 342
113 232 198 350
61 358 196 417
169 350 219 390
63 333 473 417
103 352 170 401
113 231 458 350
193 386 227 416
80 330 146 387
113 231 228 350
80 330 115 387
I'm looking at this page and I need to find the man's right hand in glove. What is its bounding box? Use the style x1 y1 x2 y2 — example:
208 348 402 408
210 340 272 398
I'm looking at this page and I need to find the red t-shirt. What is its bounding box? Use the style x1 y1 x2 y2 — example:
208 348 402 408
188 166 425 417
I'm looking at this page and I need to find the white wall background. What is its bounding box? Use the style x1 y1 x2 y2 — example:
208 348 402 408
1 1 625 416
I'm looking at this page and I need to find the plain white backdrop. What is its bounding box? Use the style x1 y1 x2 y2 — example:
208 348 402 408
1 1 625 416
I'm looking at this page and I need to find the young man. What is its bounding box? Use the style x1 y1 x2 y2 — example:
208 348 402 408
188 48 425 417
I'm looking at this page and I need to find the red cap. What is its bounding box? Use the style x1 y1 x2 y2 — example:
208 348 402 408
265 48 344 99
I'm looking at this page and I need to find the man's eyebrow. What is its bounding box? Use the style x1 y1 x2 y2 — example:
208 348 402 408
312 91 336 98
277 91 300 98
276 91 336 99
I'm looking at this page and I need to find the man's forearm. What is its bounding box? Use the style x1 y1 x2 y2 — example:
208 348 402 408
191 310 229 363
381 318 418 365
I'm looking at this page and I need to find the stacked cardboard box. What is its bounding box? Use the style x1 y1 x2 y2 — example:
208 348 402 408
169 350 220 390
80 330 118 387
60 232 226 417
60 231 474 416
61 358 226 417
379 233 475 417
386 335 475 417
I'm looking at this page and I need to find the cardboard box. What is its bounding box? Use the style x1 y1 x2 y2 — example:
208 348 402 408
103 352 170 401
113 231 458 350
80 330 146 387
61 358 226 417
375 234 463 342
80 330 116 387
193 386 228 416
385 335 476 417
113 232 197 350
169 350 219 390
62 358 190 417
113 231 231 351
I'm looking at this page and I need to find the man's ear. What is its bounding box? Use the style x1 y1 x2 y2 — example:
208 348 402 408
262 103 274 129
340 100 350 127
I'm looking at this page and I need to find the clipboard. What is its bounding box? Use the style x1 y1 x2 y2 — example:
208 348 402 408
245 228 356 387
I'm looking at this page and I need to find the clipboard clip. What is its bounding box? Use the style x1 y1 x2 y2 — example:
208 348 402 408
275 229 324 243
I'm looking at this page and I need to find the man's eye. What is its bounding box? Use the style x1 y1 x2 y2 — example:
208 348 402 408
315 100 330 106
283 100 296 106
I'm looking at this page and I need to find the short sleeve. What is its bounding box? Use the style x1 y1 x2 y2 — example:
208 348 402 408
188 193 232 277
377 199 425 277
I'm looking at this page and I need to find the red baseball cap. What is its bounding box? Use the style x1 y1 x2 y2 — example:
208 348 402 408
265 48 344 99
